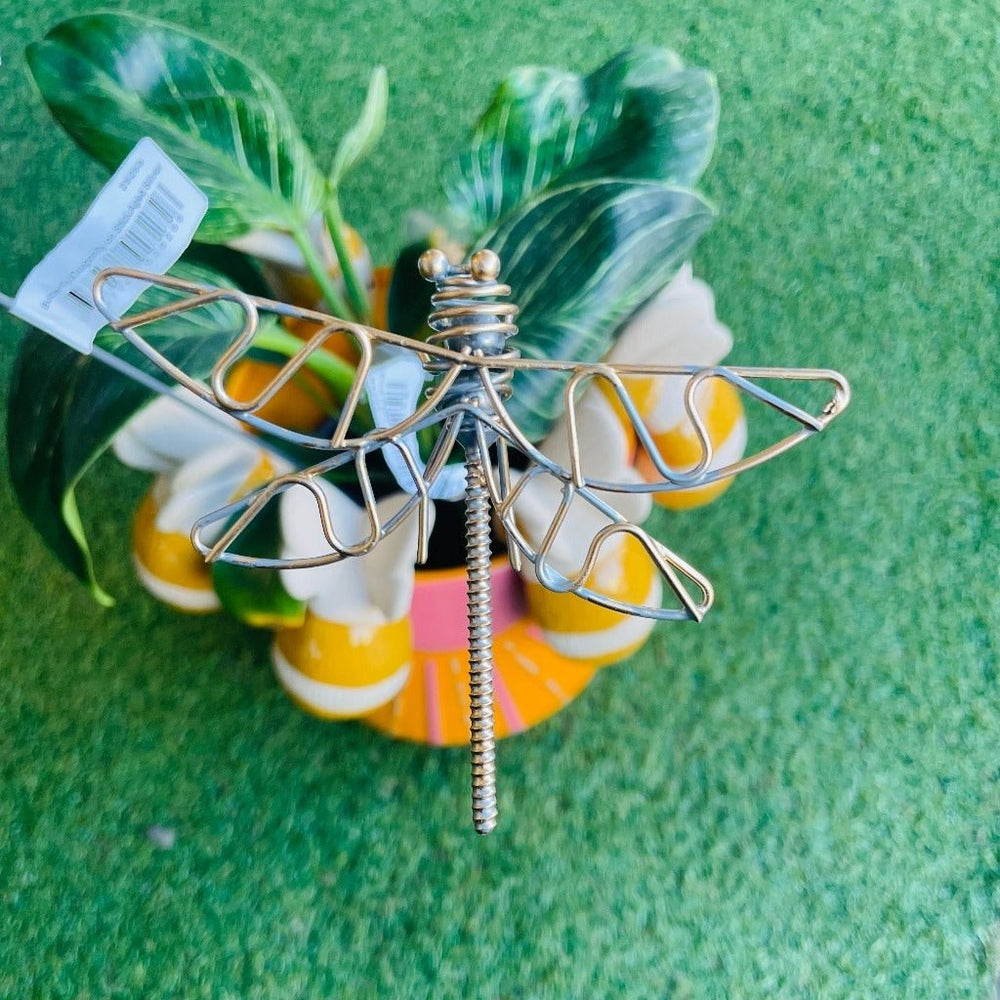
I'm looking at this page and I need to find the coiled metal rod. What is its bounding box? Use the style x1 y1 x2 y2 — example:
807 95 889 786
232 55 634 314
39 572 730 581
464 454 498 834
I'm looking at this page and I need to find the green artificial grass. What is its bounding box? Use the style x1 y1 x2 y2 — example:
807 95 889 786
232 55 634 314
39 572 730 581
1 0 998 996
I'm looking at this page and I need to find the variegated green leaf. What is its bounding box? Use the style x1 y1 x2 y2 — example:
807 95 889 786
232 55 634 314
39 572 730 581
445 46 718 237
487 180 715 442
26 13 326 243
212 501 305 630
6 262 245 604
329 66 388 189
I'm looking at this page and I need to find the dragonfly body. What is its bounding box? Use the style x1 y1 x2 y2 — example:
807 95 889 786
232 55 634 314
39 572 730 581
416 247 521 834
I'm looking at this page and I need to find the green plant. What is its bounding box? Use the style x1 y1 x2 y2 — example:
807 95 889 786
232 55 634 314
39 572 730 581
7 13 720 602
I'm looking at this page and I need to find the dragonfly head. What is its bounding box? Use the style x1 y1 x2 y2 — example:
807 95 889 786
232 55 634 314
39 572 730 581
419 249 521 448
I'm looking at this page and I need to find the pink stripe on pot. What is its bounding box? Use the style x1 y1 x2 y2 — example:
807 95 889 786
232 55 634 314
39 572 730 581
491 666 525 735
424 658 443 746
411 559 526 653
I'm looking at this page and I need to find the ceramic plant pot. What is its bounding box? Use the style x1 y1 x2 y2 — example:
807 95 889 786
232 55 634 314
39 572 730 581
116 263 747 741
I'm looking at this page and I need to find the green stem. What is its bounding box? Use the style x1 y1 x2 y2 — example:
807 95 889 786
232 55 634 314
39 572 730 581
290 223 355 321
251 326 356 403
324 197 370 323
252 325 375 433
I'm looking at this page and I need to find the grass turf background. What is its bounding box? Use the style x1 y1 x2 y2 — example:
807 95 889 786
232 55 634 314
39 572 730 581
1 0 998 996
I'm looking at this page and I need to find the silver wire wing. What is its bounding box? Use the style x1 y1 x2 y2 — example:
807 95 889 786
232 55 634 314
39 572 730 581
92 267 472 451
465 417 716 622
466 355 851 497
188 435 433 570
90 267 466 569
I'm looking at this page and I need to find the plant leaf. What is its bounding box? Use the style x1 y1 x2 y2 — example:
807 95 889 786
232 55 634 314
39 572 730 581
386 239 436 340
212 501 305 630
444 46 718 237
485 180 715 442
329 66 388 189
26 13 326 243
6 263 245 604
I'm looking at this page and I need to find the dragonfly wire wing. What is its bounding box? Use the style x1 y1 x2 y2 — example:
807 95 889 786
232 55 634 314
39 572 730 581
574 362 849 493
189 437 437 570
466 354 850 496
92 266 476 451
485 457 714 622
465 415 710 622
463 358 848 621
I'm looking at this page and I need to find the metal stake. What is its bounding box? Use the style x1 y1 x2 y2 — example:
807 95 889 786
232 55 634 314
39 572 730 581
463 454 499 833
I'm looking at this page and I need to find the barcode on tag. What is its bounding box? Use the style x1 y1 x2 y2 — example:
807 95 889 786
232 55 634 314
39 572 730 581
366 347 466 501
11 138 208 353
367 348 422 424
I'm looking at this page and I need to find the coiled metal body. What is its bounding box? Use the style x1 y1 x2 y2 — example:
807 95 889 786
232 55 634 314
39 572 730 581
420 248 519 447
464 458 498 833
418 248 517 833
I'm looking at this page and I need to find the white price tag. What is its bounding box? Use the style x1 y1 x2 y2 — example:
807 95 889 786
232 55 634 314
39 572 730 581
366 346 466 501
11 138 208 353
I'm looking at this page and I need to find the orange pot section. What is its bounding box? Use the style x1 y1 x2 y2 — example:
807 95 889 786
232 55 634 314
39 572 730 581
364 559 599 746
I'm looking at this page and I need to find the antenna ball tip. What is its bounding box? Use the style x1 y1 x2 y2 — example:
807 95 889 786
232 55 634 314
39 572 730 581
418 248 450 281
470 249 501 281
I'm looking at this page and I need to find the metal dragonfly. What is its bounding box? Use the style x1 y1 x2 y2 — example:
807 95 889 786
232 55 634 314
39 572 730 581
92 249 851 834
